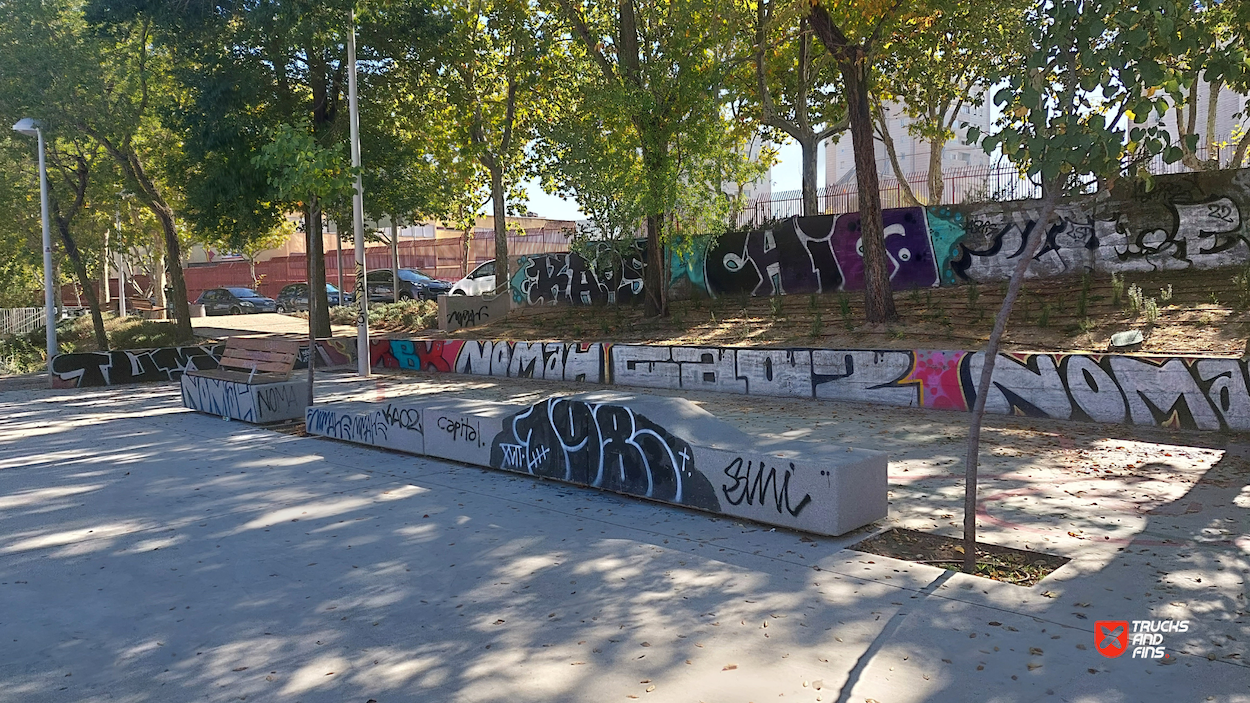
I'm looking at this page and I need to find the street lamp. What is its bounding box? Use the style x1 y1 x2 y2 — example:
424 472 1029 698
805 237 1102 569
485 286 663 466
12 118 57 380
347 8 370 377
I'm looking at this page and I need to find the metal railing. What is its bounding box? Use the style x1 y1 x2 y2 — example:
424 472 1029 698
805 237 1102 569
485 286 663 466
740 145 1249 227
740 164 1040 226
0 308 44 337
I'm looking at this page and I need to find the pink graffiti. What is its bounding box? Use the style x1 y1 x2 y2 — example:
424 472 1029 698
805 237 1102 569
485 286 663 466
905 350 968 411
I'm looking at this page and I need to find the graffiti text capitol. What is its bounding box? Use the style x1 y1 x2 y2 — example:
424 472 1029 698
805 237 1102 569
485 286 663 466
369 339 1250 432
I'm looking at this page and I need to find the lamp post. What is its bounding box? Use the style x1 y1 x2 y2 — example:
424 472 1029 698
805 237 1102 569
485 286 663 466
348 7 370 377
13 118 57 380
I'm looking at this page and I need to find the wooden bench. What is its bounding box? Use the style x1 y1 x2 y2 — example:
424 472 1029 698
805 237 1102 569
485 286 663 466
187 336 301 385
182 335 309 424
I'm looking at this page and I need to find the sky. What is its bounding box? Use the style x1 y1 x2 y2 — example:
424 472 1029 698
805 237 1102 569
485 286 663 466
518 140 811 222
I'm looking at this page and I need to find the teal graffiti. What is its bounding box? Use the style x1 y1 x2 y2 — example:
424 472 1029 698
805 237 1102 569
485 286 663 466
668 240 710 295
510 256 532 303
926 207 969 285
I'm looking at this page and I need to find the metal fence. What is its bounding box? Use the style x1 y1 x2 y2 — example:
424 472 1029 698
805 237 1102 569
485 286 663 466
179 229 573 303
739 164 1040 226
739 146 1249 227
0 307 44 337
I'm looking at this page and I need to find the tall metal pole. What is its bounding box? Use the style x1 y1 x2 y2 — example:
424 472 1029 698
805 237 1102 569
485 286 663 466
36 129 56 381
348 7 370 377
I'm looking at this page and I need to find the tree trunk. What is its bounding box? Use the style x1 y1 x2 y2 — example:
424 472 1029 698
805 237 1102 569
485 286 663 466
54 218 108 350
307 200 330 338
490 167 509 295
391 218 400 304
927 138 945 205
799 135 821 215
843 58 897 323
962 188 1060 572
1206 80 1222 166
643 214 665 317
876 107 922 207
462 225 471 278
1233 128 1250 169
153 252 166 317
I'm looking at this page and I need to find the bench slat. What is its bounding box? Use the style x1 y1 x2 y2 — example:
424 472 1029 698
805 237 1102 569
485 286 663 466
220 359 295 374
204 335 305 381
222 349 296 364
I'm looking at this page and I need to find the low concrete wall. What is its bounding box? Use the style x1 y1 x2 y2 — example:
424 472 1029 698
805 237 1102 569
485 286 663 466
304 401 426 454
438 293 511 333
52 344 224 388
306 392 888 536
181 374 308 424
52 338 357 388
369 338 1250 432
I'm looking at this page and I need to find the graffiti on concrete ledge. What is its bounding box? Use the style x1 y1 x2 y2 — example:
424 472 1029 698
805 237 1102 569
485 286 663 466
52 344 224 388
489 397 721 510
369 338 1250 432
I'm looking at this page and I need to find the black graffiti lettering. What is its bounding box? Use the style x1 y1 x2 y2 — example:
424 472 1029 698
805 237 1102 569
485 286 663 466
447 305 490 328
53 344 224 387
437 415 479 443
489 399 720 511
381 404 422 432
721 457 813 517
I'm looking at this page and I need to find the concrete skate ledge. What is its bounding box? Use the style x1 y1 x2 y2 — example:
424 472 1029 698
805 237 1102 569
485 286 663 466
305 392 887 536
181 374 307 424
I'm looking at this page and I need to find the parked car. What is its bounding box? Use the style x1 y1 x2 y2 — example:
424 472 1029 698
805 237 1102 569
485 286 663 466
365 268 452 302
195 287 278 315
449 260 496 296
275 283 352 313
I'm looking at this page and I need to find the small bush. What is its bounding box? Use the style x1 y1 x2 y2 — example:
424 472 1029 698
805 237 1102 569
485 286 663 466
1111 273 1125 307
0 333 45 375
1233 264 1250 310
967 283 980 306
367 299 438 331
328 306 359 325
838 294 853 329
770 296 784 318
1159 284 1173 303
1077 273 1092 317
1038 303 1051 328
1127 283 1144 313
1143 297 1160 324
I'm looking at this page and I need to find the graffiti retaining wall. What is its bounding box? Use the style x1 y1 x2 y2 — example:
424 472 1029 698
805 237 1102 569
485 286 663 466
369 338 1250 432
495 169 1250 303
684 170 1250 296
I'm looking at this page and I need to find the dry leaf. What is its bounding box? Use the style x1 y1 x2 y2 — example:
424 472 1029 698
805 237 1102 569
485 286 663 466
723 664 738 671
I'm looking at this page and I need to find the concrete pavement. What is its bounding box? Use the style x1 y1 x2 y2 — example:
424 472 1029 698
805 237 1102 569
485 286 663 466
191 312 356 340
0 372 1246 702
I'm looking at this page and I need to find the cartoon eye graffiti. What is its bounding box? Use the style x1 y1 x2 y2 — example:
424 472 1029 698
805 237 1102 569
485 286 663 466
855 238 864 257
723 253 745 272
898 247 912 262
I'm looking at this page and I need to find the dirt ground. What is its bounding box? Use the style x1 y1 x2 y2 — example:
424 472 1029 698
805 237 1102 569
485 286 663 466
432 267 1250 356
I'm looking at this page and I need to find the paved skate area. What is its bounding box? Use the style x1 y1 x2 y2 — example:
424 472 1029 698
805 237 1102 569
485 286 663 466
0 371 1246 702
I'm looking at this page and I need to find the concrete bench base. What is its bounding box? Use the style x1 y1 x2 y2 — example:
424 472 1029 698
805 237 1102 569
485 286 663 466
304 393 887 536
181 373 308 424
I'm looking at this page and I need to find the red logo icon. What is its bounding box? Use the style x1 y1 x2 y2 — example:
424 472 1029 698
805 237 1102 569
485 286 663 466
1095 621 1129 658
